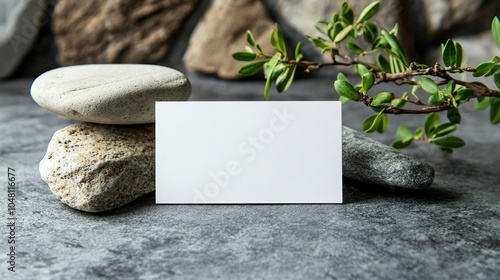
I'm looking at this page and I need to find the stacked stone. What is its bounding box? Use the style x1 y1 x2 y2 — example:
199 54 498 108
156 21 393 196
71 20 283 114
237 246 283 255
32 64 434 213
31 64 191 212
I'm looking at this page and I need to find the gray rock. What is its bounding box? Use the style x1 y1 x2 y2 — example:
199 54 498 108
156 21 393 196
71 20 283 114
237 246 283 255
30 64 191 124
0 0 46 79
39 122 155 212
342 126 434 189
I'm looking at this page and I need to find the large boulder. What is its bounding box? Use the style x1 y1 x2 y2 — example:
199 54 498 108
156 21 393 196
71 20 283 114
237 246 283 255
183 0 276 79
52 0 198 65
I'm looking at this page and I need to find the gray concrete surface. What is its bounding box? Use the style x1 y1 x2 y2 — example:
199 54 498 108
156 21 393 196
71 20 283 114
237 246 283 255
0 75 499 279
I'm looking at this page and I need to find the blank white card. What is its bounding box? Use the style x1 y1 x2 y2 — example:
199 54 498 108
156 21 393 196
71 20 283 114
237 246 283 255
155 101 342 204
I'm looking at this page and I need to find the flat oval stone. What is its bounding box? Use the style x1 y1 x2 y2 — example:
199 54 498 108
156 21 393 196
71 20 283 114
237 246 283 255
31 64 191 124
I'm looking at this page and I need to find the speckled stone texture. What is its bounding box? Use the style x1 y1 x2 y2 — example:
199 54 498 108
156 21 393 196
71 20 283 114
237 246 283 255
342 126 434 189
30 64 191 124
0 77 498 279
52 0 198 65
39 122 155 212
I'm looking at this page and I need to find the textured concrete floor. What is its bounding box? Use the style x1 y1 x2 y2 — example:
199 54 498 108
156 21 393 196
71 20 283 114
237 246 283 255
0 76 499 279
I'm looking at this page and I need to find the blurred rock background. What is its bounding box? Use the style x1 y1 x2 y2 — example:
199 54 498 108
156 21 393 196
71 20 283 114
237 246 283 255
1 0 499 81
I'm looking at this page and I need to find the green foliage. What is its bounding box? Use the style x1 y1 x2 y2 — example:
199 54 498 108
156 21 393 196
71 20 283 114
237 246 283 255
356 1 379 24
392 112 464 153
371 92 394 106
232 52 257 61
232 1 500 153
492 16 500 49
419 76 439 95
362 113 387 133
237 61 266 76
334 80 360 100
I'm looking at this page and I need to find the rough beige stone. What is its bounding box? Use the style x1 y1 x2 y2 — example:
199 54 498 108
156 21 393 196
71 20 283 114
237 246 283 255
40 123 155 212
30 64 191 124
183 0 276 79
52 0 197 65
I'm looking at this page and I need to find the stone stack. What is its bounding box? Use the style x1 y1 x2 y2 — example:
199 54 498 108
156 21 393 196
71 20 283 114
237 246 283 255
32 64 434 212
32 64 191 212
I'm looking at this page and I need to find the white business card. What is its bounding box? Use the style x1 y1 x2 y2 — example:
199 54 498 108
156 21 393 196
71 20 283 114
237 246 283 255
155 101 342 204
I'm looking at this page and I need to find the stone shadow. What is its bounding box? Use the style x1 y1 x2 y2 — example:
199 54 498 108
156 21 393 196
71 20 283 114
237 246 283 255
343 177 462 204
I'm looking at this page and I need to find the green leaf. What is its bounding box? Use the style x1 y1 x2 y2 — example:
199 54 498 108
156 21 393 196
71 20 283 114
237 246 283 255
442 39 457 67
389 55 403 74
494 70 500 89
270 26 287 57
415 128 424 139
391 139 412 149
238 61 267 76
431 136 465 148
356 1 380 24
362 113 387 133
232 52 257 61
377 54 391 73
473 62 495 77
337 72 350 83
355 64 369 76
295 41 302 61
424 112 440 137
381 30 408 67
263 53 281 100
334 80 360 100
363 22 378 43
332 12 340 23
244 46 254 53
334 25 353 43
420 76 439 95
339 96 350 104
447 107 461 124
374 36 388 49
391 98 406 108
315 24 328 37
361 72 375 93
246 30 256 47
475 97 491 111
396 125 413 142
442 80 456 97
307 36 331 49
341 2 354 24
428 95 444 106
455 42 463 67
457 88 475 101
371 92 394 106
492 16 500 49
389 23 399 36
433 123 457 138
255 44 264 54
331 22 344 41
378 114 388 133
276 65 297 93
321 47 333 55
265 62 285 79
346 41 363 54
490 98 500 124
